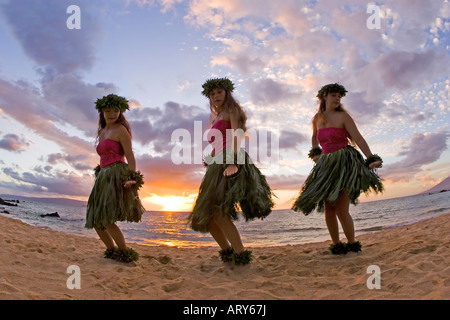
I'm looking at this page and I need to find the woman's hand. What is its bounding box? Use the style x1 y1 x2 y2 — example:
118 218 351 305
224 164 238 177
312 155 321 163
369 160 382 170
124 180 137 188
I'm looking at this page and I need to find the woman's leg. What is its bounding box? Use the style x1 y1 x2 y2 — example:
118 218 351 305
104 224 127 251
95 228 115 250
335 193 356 244
213 216 245 254
208 219 231 251
324 202 341 244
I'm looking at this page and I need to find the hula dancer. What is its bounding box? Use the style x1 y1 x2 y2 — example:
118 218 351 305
86 94 145 262
292 84 383 254
188 78 275 265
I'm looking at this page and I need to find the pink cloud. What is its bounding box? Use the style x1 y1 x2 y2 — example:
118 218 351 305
1 0 101 74
0 133 30 153
383 132 449 182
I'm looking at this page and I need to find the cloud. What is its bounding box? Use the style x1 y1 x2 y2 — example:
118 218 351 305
383 131 449 182
183 0 449 109
129 101 210 153
330 48 449 123
344 92 385 124
375 49 450 91
0 0 116 172
2 166 92 197
46 153 92 171
266 173 306 191
214 52 266 75
0 0 101 75
136 153 205 195
382 0 445 50
0 134 31 153
0 78 100 170
279 130 308 150
130 0 184 13
41 73 117 136
330 8 384 60
248 78 299 106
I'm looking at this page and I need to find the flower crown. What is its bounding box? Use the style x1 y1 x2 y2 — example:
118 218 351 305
201 78 235 98
317 83 348 100
95 94 130 113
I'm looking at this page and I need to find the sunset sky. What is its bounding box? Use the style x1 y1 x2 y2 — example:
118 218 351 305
0 0 449 212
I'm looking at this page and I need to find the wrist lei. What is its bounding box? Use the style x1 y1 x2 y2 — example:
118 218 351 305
94 165 101 178
308 147 322 159
365 154 383 168
126 169 145 190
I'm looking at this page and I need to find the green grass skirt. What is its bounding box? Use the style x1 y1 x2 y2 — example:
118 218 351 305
188 151 275 233
292 146 384 215
85 162 145 229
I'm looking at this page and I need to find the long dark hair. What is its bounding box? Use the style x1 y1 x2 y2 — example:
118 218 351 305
210 91 248 132
96 111 132 145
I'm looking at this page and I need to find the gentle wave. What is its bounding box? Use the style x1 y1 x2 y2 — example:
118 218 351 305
1 191 449 248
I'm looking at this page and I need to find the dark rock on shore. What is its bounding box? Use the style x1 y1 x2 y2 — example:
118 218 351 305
0 198 18 207
40 212 60 218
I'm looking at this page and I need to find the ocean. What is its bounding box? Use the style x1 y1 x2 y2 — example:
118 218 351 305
1 191 449 248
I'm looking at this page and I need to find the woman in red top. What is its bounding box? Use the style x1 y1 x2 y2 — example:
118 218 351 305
86 94 145 262
292 84 383 254
188 78 275 265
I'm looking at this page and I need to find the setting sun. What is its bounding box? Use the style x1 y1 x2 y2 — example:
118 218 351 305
142 194 196 212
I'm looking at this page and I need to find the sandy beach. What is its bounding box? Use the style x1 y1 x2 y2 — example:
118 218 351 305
0 213 449 300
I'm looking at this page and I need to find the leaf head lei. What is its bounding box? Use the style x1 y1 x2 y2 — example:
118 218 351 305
95 94 130 113
317 83 348 100
201 78 235 98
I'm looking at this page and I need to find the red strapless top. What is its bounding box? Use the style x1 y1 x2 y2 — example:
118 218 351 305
317 127 349 154
207 120 232 156
97 139 125 168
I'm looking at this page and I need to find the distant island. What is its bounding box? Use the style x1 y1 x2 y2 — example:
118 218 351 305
0 194 87 207
421 176 450 195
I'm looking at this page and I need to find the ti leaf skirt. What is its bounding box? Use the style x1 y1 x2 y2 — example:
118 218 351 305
292 146 383 215
188 150 275 233
86 162 145 229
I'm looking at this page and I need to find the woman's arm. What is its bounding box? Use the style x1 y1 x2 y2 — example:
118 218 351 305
311 115 319 149
118 126 137 187
310 115 321 162
224 110 241 176
343 113 382 169
343 113 372 158
229 110 241 153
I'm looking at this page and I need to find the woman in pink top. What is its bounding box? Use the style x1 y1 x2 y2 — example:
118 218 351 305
188 78 274 265
292 84 383 254
86 94 145 262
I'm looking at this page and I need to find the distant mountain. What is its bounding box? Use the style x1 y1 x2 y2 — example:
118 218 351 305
0 194 87 207
422 176 450 194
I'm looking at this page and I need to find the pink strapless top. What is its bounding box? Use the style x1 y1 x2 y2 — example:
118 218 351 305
207 120 232 156
97 140 125 168
317 127 349 154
